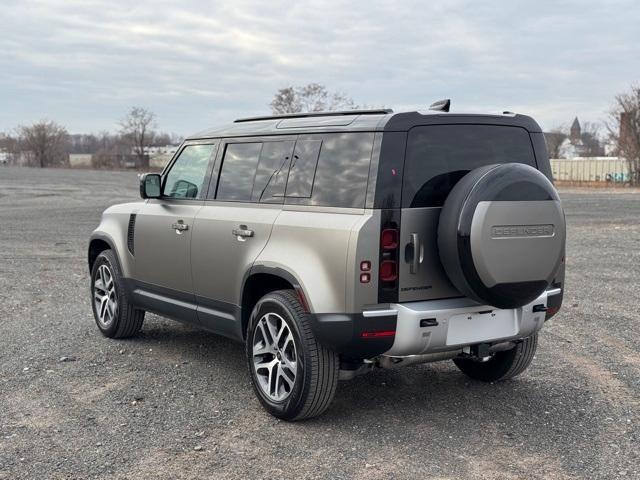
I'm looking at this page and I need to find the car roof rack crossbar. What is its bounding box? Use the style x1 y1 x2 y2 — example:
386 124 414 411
234 109 393 123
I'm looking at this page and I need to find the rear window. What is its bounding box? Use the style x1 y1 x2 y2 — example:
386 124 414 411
216 143 263 201
285 139 322 198
252 140 295 203
402 125 536 208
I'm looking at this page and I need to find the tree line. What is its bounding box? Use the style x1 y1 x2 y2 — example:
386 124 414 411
0 107 180 169
1 83 639 185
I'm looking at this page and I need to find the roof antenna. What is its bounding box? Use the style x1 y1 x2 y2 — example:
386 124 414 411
429 99 451 112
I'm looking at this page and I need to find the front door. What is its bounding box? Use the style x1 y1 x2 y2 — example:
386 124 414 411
191 138 295 337
132 142 217 322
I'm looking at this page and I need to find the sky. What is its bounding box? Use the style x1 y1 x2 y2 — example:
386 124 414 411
1 0 639 136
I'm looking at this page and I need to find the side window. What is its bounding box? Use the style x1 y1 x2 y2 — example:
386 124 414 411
310 133 374 208
251 141 295 203
285 133 374 208
216 143 263 201
285 139 322 198
163 144 215 199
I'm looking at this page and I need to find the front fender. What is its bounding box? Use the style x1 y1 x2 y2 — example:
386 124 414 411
89 203 140 278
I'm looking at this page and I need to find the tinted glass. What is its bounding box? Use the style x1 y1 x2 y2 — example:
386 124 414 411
285 139 322 198
308 132 374 208
252 141 295 203
163 144 214 199
403 125 536 208
216 143 263 201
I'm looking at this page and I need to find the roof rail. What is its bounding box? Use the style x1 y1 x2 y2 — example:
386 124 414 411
234 109 393 123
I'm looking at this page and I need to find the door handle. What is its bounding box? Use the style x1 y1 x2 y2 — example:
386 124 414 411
171 221 189 233
232 225 254 240
409 232 422 274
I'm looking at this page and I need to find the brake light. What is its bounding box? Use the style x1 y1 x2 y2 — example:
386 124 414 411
381 229 398 249
380 260 397 282
545 306 560 320
361 330 396 338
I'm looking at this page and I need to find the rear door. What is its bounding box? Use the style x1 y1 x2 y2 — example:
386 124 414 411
399 124 538 302
191 137 295 337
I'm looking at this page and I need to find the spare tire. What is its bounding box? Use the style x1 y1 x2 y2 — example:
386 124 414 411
438 163 565 309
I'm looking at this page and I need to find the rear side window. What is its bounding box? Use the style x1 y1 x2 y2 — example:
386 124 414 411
402 125 537 208
285 133 374 208
252 141 295 203
216 143 263 201
285 139 322 198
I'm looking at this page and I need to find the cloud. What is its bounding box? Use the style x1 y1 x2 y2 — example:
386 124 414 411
0 0 638 133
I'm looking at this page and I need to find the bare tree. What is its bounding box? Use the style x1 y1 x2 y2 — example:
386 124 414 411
119 107 156 169
580 121 604 157
270 83 357 114
152 131 182 147
0 133 19 164
544 126 567 159
608 85 640 185
270 87 300 114
17 120 69 168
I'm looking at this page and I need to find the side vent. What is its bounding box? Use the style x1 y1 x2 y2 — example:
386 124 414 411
127 214 137 256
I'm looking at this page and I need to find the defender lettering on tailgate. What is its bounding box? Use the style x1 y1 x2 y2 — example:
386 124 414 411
491 224 555 238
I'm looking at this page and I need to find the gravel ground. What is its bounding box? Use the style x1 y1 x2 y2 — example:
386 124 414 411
0 167 638 480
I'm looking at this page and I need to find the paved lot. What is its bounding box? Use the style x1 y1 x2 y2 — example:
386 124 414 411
0 167 639 479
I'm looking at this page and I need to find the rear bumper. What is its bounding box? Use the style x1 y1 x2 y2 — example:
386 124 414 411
308 311 397 359
382 289 559 356
309 289 561 359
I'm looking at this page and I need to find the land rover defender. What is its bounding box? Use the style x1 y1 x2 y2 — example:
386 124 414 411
88 104 565 420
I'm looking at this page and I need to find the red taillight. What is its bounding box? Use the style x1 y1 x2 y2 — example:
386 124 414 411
381 229 398 250
361 330 396 338
545 306 560 319
380 260 397 282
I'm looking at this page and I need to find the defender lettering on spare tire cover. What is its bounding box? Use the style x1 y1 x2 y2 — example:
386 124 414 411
437 163 565 309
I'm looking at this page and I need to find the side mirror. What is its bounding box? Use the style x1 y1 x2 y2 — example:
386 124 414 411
139 173 161 199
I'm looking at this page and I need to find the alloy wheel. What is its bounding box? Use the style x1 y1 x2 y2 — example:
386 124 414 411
252 312 298 401
93 264 117 328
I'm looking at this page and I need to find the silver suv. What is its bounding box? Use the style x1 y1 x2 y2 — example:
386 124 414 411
89 106 566 420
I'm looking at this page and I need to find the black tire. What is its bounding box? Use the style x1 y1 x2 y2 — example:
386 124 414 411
246 290 339 421
90 249 144 338
453 334 538 382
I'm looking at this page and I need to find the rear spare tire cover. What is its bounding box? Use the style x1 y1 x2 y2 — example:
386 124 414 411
438 163 565 309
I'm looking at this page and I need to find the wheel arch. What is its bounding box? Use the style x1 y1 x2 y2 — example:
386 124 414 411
240 266 310 340
88 234 122 274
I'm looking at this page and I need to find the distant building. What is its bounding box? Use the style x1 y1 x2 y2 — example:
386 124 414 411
558 117 589 158
143 144 180 155
68 154 93 168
